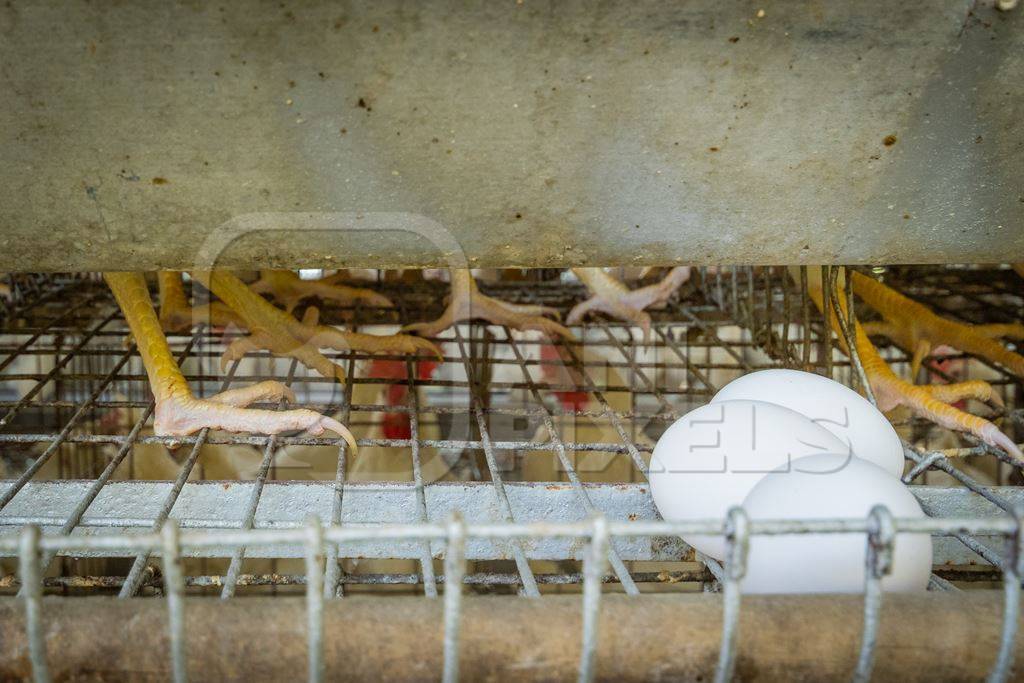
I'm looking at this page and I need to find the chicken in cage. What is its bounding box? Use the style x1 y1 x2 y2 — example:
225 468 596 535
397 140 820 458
2 0 1024 680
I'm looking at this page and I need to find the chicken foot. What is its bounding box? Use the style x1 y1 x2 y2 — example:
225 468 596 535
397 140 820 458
851 271 1024 380
795 267 1021 460
250 269 393 313
105 272 356 449
191 271 440 382
402 269 575 340
568 267 691 339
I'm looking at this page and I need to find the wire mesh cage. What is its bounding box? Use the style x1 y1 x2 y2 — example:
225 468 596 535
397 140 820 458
0 266 1022 681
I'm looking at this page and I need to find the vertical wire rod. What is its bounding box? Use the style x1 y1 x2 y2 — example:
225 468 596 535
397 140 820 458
714 507 749 683
853 505 895 683
305 515 325 683
221 357 302 598
820 266 834 379
800 266 812 367
442 513 467 683
405 357 439 598
19 525 50 683
988 506 1024 683
828 266 876 406
323 355 355 599
451 325 540 597
578 514 609 683
161 519 187 683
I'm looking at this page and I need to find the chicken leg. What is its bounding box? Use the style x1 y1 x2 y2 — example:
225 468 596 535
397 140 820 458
568 267 691 339
191 271 440 382
851 271 1024 380
794 267 1020 460
157 271 243 333
105 272 356 450
402 269 574 340
249 269 394 313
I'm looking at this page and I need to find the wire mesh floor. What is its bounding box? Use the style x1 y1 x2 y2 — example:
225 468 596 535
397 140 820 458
0 267 1022 598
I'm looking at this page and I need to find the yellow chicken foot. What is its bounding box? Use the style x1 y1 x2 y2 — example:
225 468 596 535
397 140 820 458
851 271 1024 380
192 271 440 382
402 269 575 340
157 271 243 333
250 270 393 313
104 272 356 450
568 267 691 339
793 267 1021 461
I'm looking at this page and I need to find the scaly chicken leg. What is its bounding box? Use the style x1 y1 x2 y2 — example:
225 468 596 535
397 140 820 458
851 271 1024 380
249 270 394 313
568 267 691 339
402 269 574 340
191 271 440 382
795 267 1020 460
157 271 243 333
105 272 356 449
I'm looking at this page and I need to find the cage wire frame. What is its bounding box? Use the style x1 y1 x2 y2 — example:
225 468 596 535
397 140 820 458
0 267 1021 683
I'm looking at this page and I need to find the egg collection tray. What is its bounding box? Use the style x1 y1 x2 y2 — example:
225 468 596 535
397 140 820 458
0 267 1021 681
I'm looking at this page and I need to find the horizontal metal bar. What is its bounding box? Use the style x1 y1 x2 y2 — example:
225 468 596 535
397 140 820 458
0 593 1018 681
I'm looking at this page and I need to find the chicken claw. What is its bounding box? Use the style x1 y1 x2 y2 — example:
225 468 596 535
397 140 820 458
568 267 691 339
105 272 356 452
192 271 441 381
250 270 393 313
402 269 575 340
794 267 1021 461
852 271 1024 380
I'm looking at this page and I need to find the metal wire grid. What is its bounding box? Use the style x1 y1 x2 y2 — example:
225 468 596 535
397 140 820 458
0 268 1022 682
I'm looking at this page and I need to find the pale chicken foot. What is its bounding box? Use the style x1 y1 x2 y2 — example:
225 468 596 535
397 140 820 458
568 267 691 340
250 270 393 313
402 269 575 340
104 272 356 450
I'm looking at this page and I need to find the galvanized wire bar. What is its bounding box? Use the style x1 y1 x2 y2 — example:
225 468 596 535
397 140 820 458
323 354 355 599
714 507 749 683
304 516 325 683
19 525 49 683
578 514 609 683
828 266 876 406
451 325 540 597
442 513 466 683
988 506 1024 683
853 505 895 683
222 357 303 599
161 520 187 683
406 357 439 598
821 266 835 379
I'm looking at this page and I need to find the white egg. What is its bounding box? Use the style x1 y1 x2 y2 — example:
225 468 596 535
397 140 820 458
741 453 932 594
711 369 904 478
649 400 849 559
